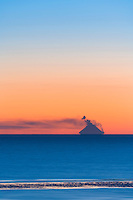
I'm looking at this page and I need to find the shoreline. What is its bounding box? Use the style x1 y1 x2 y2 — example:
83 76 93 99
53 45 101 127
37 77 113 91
1 181 133 190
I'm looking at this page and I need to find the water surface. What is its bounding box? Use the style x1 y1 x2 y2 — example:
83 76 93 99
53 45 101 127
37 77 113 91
0 134 133 199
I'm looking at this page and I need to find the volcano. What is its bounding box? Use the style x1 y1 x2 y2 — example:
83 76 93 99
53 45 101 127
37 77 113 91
79 117 104 135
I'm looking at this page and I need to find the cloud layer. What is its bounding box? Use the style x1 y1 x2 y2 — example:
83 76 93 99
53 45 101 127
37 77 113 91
0 119 84 130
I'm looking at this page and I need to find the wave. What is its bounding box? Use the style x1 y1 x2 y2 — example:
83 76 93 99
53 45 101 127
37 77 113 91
0 178 133 183
1 180 133 190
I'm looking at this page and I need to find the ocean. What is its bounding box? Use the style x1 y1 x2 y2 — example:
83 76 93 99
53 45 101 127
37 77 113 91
0 134 133 199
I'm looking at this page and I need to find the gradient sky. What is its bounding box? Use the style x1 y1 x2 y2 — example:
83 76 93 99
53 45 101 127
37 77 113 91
0 0 133 134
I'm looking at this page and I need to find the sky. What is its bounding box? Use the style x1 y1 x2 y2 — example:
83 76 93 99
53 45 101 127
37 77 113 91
0 0 133 134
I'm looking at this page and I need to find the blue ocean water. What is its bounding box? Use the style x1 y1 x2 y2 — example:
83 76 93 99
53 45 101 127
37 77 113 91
0 134 133 199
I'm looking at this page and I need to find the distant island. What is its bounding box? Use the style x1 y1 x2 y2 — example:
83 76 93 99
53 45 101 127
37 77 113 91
79 116 104 135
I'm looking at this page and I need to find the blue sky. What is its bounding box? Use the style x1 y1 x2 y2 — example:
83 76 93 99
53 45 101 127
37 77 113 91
1 0 133 48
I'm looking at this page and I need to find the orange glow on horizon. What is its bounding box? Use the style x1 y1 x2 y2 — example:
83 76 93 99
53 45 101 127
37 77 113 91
0 79 133 134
